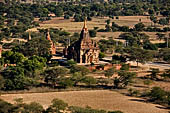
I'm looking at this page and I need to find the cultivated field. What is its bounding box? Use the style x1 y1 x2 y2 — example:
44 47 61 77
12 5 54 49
0 90 169 113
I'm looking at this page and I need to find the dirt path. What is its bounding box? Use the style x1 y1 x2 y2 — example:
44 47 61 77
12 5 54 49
0 90 169 113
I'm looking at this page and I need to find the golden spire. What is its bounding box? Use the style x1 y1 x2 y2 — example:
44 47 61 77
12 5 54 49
83 17 87 29
28 32 31 41
47 29 51 41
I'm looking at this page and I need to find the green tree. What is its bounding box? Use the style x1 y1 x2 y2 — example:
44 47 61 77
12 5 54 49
149 87 166 101
46 98 68 113
89 30 97 37
44 67 69 87
2 51 25 65
104 67 115 78
22 102 44 113
0 75 5 90
159 18 169 26
0 99 16 113
70 65 89 76
99 52 105 59
114 71 136 88
134 23 145 31
22 37 51 56
2 66 33 90
148 68 160 80
127 47 153 67
156 33 165 40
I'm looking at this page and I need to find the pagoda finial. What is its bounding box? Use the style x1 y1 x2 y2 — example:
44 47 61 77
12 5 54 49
83 17 87 29
28 32 31 41
46 29 51 41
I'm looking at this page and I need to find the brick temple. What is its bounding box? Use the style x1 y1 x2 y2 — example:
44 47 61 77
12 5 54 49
65 19 99 64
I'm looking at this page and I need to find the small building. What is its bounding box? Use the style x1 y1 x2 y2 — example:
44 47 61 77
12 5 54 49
64 19 99 64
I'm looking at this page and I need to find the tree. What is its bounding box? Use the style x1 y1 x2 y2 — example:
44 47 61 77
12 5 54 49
127 47 153 67
2 51 25 65
1 66 34 90
148 68 160 80
64 14 70 19
70 72 85 86
104 68 115 78
161 69 170 80
22 56 47 77
22 37 51 56
105 19 110 25
159 18 169 26
70 65 89 76
89 30 97 37
156 33 165 40
44 67 69 87
22 102 44 113
159 48 170 63
149 87 166 102
114 71 136 88
134 23 145 31
46 98 68 113
82 76 96 86
0 75 4 90
0 99 16 113
150 16 157 27
99 52 105 59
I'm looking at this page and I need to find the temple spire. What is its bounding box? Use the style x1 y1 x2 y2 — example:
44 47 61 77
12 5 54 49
28 32 31 41
46 29 51 41
83 17 87 29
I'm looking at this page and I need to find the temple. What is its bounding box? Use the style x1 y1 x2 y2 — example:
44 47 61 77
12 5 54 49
65 19 99 64
46 30 56 55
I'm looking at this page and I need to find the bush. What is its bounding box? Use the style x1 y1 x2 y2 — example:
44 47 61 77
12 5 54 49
99 52 105 59
70 65 89 76
105 67 115 78
69 106 106 113
46 98 68 113
108 111 123 113
148 87 166 102
82 76 96 86
89 30 97 37
114 71 136 88
116 17 119 19
128 88 140 96
120 64 129 71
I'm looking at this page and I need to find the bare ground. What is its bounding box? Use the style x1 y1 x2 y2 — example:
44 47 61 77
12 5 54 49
0 90 169 113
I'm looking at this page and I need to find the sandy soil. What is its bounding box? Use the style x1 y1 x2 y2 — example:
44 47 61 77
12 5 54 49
0 90 169 113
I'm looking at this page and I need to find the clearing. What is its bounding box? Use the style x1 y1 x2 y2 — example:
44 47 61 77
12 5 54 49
0 90 169 113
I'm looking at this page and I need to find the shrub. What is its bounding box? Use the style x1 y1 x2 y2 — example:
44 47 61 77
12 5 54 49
128 88 140 96
99 52 105 59
46 98 68 113
149 87 166 102
114 71 136 88
89 30 97 37
69 106 106 113
120 64 129 71
108 111 123 113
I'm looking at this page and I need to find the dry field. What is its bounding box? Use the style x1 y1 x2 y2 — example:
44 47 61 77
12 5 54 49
29 16 170 44
0 90 169 113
